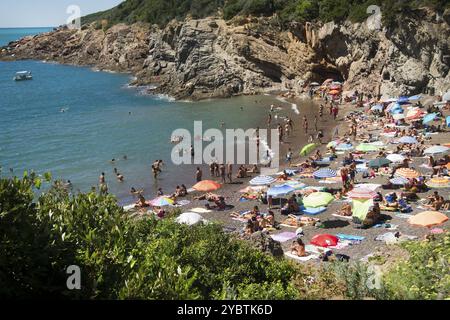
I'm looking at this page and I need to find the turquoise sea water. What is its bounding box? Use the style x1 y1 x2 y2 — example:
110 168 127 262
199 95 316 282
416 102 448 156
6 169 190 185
0 29 288 204
0 27 54 46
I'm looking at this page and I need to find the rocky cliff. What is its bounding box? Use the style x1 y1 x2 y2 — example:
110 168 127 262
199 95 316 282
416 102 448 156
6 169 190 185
1 8 449 100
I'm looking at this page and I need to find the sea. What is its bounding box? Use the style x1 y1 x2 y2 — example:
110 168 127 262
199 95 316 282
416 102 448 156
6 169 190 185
0 28 304 204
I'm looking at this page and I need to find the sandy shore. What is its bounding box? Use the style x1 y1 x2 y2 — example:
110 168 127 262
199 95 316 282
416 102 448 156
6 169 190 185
134 93 450 263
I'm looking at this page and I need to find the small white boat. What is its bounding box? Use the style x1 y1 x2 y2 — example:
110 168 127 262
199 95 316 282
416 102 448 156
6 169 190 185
14 71 33 81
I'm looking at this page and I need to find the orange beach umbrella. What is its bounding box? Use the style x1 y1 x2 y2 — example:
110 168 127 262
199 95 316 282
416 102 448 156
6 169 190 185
192 180 222 192
329 89 340 95
408 211 448 228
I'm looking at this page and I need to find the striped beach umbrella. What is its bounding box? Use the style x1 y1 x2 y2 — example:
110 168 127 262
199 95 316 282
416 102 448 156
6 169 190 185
192 180 222 192
426 177 450 189
405 108 425 120
313 168 337 179
390 177 409 185
397 136 418 144
149 196 175 207
249 175 276 186
303 192 334 208
395 168 420 179
408 211 449 228
347 188 377 199
424 145 450 155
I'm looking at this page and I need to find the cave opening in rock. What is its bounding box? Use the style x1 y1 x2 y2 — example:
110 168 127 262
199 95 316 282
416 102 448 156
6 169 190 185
311 65 345 83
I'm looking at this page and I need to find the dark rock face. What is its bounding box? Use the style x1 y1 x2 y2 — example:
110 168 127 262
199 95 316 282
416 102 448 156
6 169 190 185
1 10 449 100
245 231 284 257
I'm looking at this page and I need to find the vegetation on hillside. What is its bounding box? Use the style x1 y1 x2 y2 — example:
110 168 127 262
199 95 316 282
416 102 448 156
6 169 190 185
82 0 450 28
1 173 448 299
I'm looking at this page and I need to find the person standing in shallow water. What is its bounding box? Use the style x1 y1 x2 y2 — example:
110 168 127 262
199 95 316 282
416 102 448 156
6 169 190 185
227 163 233 183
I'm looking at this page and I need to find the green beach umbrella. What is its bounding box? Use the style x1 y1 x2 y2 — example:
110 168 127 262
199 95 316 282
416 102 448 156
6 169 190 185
368 158 391 168
299 143 317 156
356 143 379 152
303 192 334 208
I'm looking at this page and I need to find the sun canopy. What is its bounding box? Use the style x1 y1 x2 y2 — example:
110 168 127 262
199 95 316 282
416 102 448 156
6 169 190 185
386 153 406 163
149 196 175 207
397 136 418 144
313 168 337 179
426 177 450 189
390 177 409 185
422 113 438 124
368 158 391 168
347 188 377 199
352 198 373 221
395 168 420 179
267 184 295 197
310 234 339 248
356 143 379 152
424 145 450 155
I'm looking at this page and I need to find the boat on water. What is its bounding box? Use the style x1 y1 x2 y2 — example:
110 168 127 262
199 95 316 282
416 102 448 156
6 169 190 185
14 71 33 81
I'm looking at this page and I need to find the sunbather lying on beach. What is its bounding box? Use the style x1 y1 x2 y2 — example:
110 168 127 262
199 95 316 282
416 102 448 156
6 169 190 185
194 193 220 201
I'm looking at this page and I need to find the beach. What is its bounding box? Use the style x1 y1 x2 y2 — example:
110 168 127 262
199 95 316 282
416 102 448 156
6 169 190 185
134 91 450 263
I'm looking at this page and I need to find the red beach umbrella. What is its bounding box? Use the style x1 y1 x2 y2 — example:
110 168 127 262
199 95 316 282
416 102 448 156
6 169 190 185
310 234 339 248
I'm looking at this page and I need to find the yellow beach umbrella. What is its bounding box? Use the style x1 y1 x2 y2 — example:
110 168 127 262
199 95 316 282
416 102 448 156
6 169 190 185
426 177 450 188
395 168 420 179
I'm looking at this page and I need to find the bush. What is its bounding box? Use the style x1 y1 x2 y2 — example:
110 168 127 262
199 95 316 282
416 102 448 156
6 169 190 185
382 235 450 300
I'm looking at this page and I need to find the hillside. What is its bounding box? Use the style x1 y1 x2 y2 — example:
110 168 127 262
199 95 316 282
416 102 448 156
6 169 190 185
82 0 450 28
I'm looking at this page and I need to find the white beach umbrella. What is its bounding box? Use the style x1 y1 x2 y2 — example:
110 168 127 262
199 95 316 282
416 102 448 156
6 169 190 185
249 175 277 186
424 145 450 155
386 153 406 163
175 212 206 226
443 91 450 102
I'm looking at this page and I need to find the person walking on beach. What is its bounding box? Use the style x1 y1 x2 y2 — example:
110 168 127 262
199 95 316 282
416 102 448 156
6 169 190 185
196 167 202 182
227 163 233 183
332 105 339 120
286 148 293 166
303 116 308 134
288 117 293 131
317 130 324 144
219 164 226 184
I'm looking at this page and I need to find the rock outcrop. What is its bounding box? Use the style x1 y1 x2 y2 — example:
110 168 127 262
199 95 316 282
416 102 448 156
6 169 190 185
1 8 449 100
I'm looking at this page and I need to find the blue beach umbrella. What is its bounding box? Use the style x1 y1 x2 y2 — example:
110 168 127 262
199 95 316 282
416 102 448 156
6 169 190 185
313 168 337 179
267 184 295 197
423 113 437 124
397 136 418 144
446 116 450 127
249 175 276 186
397 96 410 104
408 95 422 101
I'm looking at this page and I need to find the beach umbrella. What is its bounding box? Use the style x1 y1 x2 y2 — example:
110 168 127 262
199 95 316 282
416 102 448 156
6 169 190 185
408 211 449 228
368 158 391 168
446 116 450 127
408 95 422 101
426 177 450 189
386 153 406 163
192 180 222 192
393 113 405 120
284 180 307 190
299 143 316 156
422 113 438 124
149 196 175 207
397 96 410 104
424 145 450 155
313 168 337 179
395 168 420 179
175 212 205 225
303 192 334 208
397 136 418 144
347 188 377 199
310 234 338 248
327 140 340 148
405 108 425 120
354 183 381 191
329 89 340 95
356 143 379 152
267 184 295 197
249 175 276 186
323 79 334 85
390 177 409 185
336 143 353 151
442 91 450 102
310 82 320 86
329 84 341 90
371 104 383 111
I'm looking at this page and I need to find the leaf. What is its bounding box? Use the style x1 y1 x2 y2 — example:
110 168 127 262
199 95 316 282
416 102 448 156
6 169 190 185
34 178 42 189
44 172 52 182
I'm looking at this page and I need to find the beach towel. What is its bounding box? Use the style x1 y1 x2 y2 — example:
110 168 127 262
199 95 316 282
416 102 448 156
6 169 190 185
332 214 353 220
190 207 212 213
284 252 319 262
373 223 398 230
279 224 297 228
174 200 191 207
271 232 298 243
329 240 351 250
337 234 365 241
305 244 331 255
231 217 248 222
300 206 327 215
395 213 415 219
